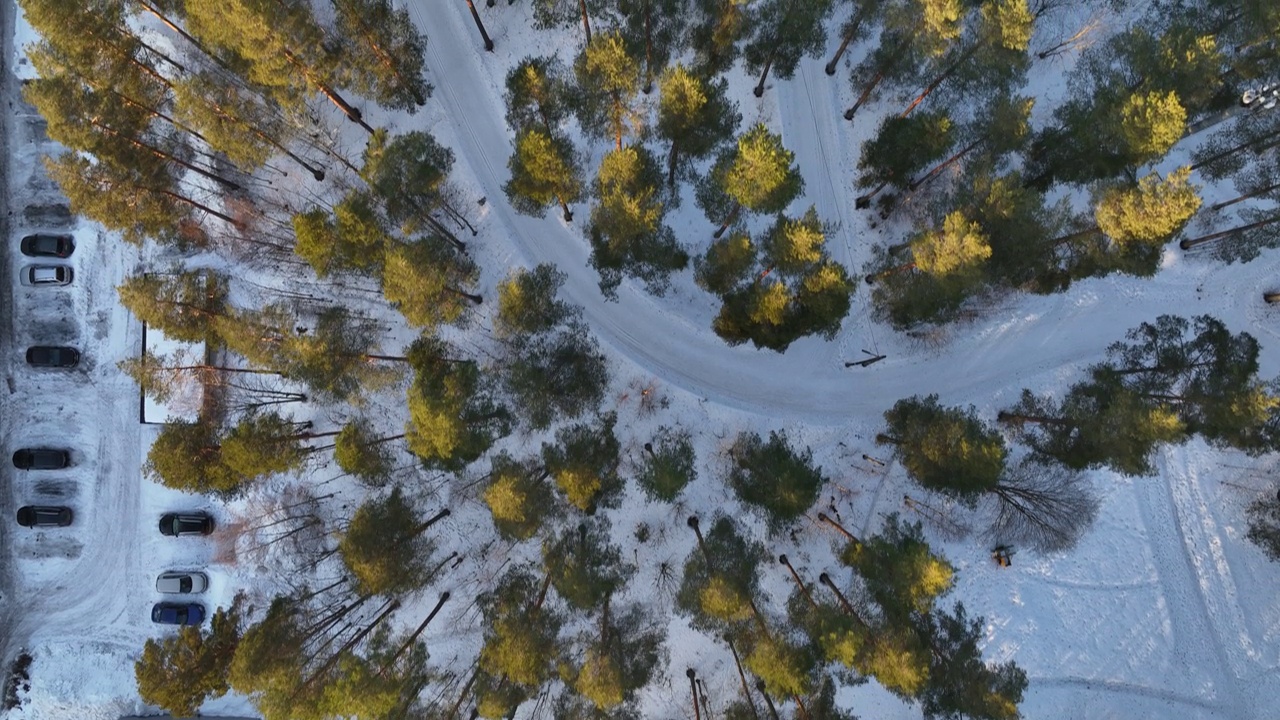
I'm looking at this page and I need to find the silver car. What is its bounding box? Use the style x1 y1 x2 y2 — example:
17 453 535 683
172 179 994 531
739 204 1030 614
156 571 209 594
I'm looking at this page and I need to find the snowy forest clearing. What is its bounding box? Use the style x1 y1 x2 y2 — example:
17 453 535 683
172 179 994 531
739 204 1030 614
1 0 1279 719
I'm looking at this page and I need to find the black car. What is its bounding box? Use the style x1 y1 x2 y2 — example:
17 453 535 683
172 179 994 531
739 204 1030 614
151 602 205 626
158 512 214 536
20 233 74 258
12 448 71 470
26 346 79 368
16 506 73 527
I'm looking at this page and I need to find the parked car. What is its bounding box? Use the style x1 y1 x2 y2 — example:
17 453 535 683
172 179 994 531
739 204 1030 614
151 602 205 626
16 506 72 527
12 448 71 470
158 512 214 536
27 265 72 286
156 571 209 594
26 346 80 368
20 233 74 258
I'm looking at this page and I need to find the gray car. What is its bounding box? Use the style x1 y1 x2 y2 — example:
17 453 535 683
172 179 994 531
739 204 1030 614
156 571 209 594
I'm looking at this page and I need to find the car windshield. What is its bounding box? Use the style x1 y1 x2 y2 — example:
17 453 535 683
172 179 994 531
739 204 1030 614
179 577 192 593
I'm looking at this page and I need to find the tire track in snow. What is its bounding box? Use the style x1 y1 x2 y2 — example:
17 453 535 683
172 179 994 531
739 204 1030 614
1134 447 1247 718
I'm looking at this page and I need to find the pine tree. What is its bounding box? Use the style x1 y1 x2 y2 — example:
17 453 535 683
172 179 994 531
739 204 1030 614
743 0 834 97
1094 167 1201 250
118 269 227 344
587 144 687 299
675 515 767 631
484 452 558 541
331 0 432 111
570 604 663 711
1119 88 1186 159
293 191 392 278
636 426 697 502
656 64 740 186
218 411 309 484
361 129 466 246
544 518 633 611
916 603 1027 720
542 413 623 513
842 515 955 621
879 395 1007 506
381 238 481 328
494 264 572 339
226 597 307 713
475 566 564 718
617 0 690 93
503 323 609 430
145 420 237 495
405 336 509 470
183 0 374 131
505 56 573 134
999 379 1186 475
574 31 642 149
333 418 400 485
505 128 585 221
339 486 448 596
1092 315 1280 454
857 111 954 194
703 209 854 351
688 0 751 76
744 635 816 699
727 431 826 531
1246 489 1280 562
696 123 804 236
136 595 244 716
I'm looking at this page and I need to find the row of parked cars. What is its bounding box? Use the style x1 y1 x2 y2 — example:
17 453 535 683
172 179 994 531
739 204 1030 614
11 448 215 624
20 234 80 368
152 512 215 626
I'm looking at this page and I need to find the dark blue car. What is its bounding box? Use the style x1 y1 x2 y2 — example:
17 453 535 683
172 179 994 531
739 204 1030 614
151 602 205 626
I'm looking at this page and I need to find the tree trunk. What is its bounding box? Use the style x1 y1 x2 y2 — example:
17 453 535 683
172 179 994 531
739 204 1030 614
844 70 883 119
778 555 819 608
817 573 868 629
411 508 452 538
533 572 553 613
384 592 451 671
909 137 984 191
447 287 485 305
724 634 761 720
195 92 326 181
1179 214 1280 249
137 0 235 75
579 0 593 44
90 119 242 191
464 0 495 52
667 139 680 187
687 669 702 720
900 43 981 117
816 512 859 544
1048 225 1101 247
449 667 481 719
1190 127 1280 171
558 197 574 222
1209 179 1280 212
342 3 429 106
283 49 375 134
294 598 401 700
865 260 914 284
825 4 869 75
756 682 782 720
714 203 741 238
642 0 655 93
153 187 243 227
995 411 1074 427
753 52 775 98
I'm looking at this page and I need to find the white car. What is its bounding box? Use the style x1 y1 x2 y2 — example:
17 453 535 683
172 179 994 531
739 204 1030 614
27 265 72 286
156 571 208 594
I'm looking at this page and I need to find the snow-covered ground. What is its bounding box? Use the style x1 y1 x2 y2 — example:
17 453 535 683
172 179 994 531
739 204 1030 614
3 1 1280 719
